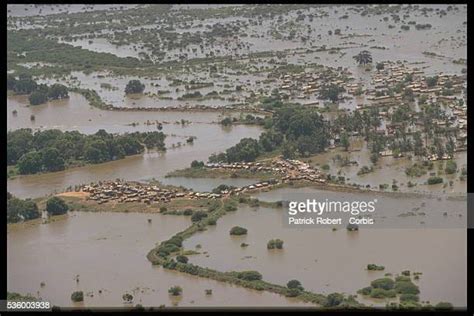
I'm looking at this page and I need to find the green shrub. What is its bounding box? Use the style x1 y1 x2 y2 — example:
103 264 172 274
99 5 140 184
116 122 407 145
236 270 262 281
445 160 457 174
46 197 69 216
400 294 419 302
325 293 344 307
371 278 395 290
394 281 419 295
427 176 443 185
176 255 188 264
230 226 247 235
71 291 84 302
168 286 182 296
434 302 453 310
287 279 304 291
191 211 208 222
367 264 385 271
267 239 284 249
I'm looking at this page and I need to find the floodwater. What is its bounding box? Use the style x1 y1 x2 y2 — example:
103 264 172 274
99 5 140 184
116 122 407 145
306 142 467 195
7 94 263 198
183 203 466 307
7 212 311 307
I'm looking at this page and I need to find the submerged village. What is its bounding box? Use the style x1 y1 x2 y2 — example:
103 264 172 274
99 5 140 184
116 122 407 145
7 4 467 310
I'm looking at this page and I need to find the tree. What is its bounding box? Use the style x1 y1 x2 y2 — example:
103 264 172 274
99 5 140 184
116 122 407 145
41 148 65 172
17 151 42 174
190 160 204 168
353 50 373 65
46 196 69 216
287 280 304 291
376 62 384 70
14 78 37 94
425 76 438 88
71 291 84 302
122 293 133 303
191 211 208 222
267 239 284 249
230 226 247 235
29 91 48 105
125 80 145 94
225 138 260 162
340 132 350 151
371 278 395 290
7 196 40 223
176 255 189 264
48 84 69 99
168 286 182 296
320 84 344 102
236 271 262 281
445 160 457 174
325 293 344 307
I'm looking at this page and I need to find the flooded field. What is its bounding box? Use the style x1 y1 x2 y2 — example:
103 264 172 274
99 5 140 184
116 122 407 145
182 204 466 307
7 212 311 307
7 4 467 310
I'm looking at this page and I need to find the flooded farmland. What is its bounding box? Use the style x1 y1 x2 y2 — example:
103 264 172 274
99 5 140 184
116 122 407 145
7 212 311 307
182 204 466 307
7 4 467 311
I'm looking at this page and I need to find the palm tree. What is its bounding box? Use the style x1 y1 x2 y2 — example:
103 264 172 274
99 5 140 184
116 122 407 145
353 50 373 65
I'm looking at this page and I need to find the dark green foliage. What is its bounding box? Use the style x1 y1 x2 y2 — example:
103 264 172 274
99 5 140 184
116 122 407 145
191 210 208 222
71 291 84 302
367 264 385 271
176 255 189 264
212 184 235 194
183 209 193 216
47 84 69 99
287 279 304 291
190 160 205 168
7 194 40 223
427 176 443 185
445 160 457 174
168 286 182 296
400 294 419 302
370 288 397 298
125 80 145 94
394 281 420 295
371 278 395 290
319 84 345 102
434 302 453 310
209 105 329 162
267 239 284 249
325 292 344 307
425 76 438 87
8 129 166 174
17 151 42 174
46 197 69 216
29 90 48 105
236 270 262 281
41 148 65 172
230 226 247 235
225 138 260 162
358 286 372 296
353 50 373 65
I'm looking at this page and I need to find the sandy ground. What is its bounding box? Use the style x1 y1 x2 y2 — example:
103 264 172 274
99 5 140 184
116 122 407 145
57 191 89 199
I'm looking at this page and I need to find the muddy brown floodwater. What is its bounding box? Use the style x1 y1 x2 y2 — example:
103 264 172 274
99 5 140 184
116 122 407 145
7 212 312 307
7 94 263 199
183 202 466 307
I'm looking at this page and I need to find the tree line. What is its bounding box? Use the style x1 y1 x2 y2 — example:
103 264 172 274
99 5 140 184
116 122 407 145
8 129 166 175
7 193 69 224
8 74 69 105
209 104 329 163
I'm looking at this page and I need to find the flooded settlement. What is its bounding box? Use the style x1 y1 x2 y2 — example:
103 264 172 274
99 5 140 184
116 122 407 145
7 4 467 310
